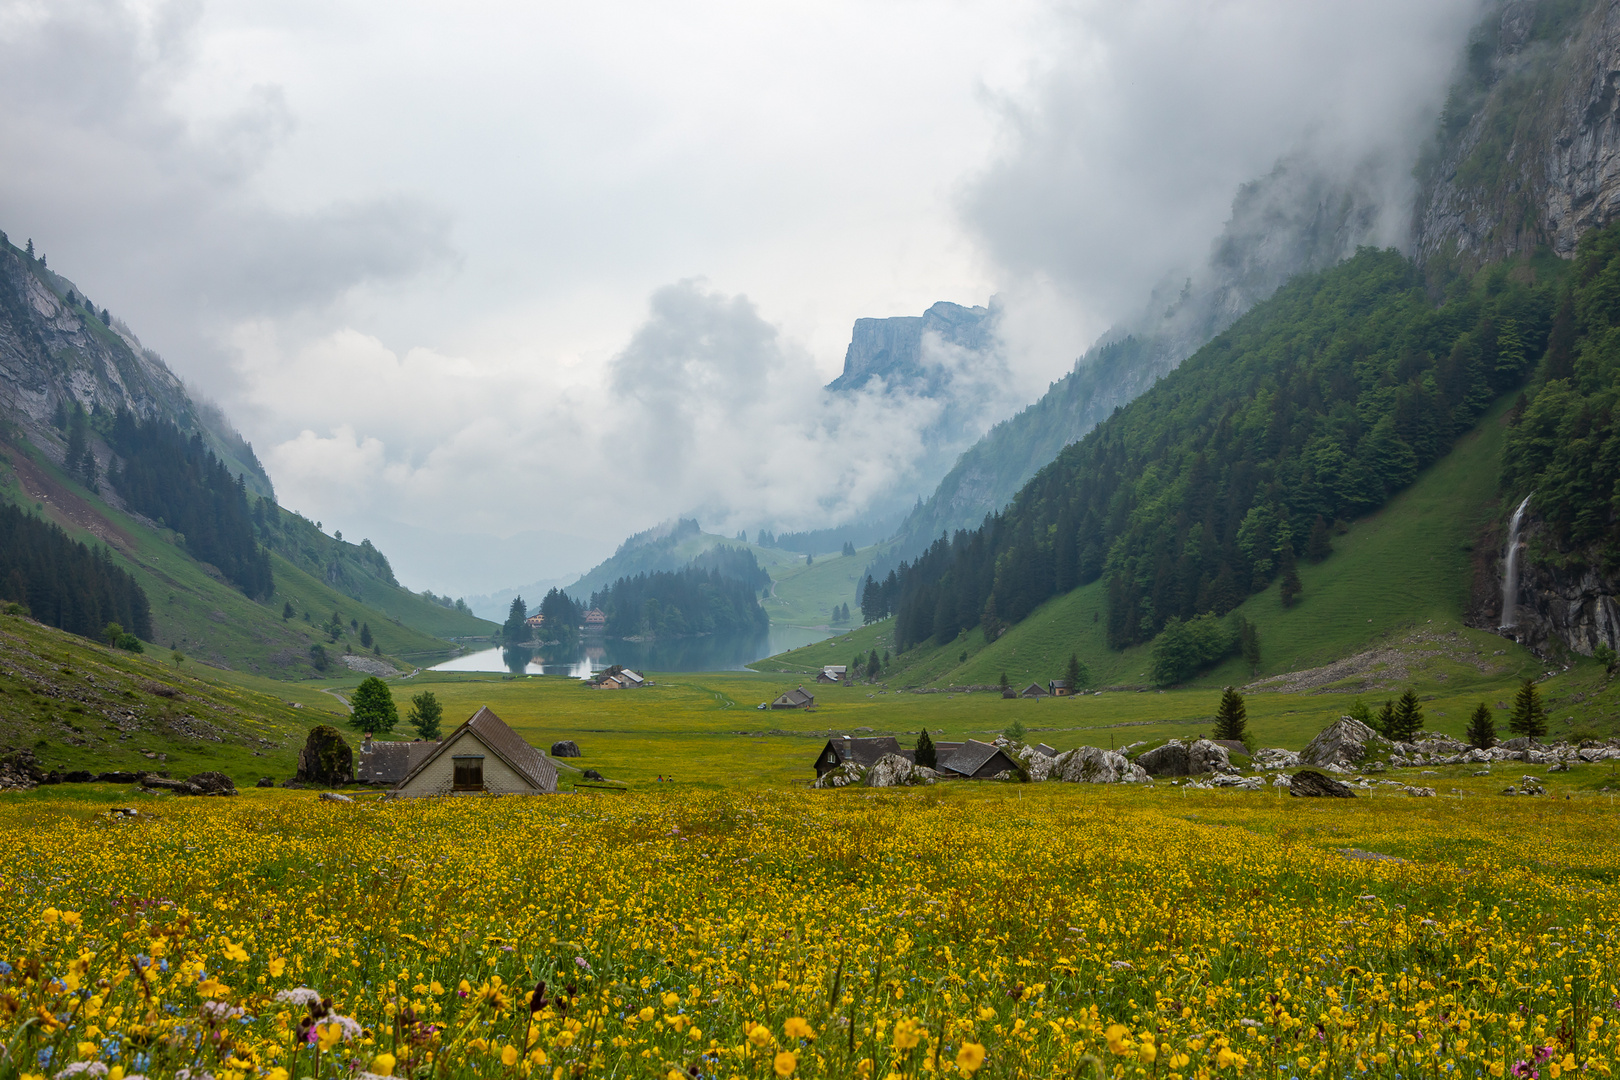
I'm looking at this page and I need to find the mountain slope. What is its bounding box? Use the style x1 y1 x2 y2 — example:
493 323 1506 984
888 156 1397 559
760 397 1542 695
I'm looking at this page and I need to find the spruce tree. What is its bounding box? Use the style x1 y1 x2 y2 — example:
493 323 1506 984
408 690 444 740
1389 687 1425 742
1465 702 1497 750
1239 617 1261 673
1508 678 1548 740
1065 651 1086 690
360 622 373 648
1213 686 1247 743
915 729 936 769
1278 544 1303 608
1371 699 1395 737
1306 516 1334 561
349 676 398 734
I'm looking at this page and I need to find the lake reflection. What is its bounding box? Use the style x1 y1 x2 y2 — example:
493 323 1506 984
431 625 833 676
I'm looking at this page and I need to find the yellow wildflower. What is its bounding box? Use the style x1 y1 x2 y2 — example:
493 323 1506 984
956 1042 986 1073
773 1050 797 1077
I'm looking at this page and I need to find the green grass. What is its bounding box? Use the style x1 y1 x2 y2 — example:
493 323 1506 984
0 611 342 784
0 439 493 678
761 542 886 628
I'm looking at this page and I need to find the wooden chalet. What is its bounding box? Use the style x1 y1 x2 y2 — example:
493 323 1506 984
815 665 848 684
392 706 558 797
772 687 815 709
588 665 646 689
584 609 607 629
1019 683 1047 699
1047 679 1072 697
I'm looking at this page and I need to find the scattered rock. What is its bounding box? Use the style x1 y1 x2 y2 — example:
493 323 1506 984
1338 847 1407 863
1288 769 1356 798
255 776 276 788
1402 786 1437 797
1208 774 1263 791
296 726 354 786
318 791 354 803
1471 768 1492 777
812 760 865 789
340 655 399 677
582 768 606 781
551 741 582 758
1251 747 1301 770
95 771 139 784
186 772 237 796
62 770 94 783
141 776 200 795
1548 761 1571 773
0 749 44 791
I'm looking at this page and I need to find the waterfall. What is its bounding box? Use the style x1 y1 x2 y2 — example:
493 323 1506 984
1499 493 1532 630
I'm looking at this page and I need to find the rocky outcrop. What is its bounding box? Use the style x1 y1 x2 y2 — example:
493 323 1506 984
1050 746 1149 785
1136 738 1234 776
1300 718 1392 768
1189 739 1233 775
862 754 938 788
1415 0 1620 268
1289 770 1356 798
551 741 581 758
1251 748 1301 770
812 760 865 789
296 726 354 787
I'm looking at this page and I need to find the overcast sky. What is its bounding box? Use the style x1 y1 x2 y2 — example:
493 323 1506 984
0 0 1482 595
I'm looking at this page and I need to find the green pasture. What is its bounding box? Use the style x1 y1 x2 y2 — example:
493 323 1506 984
760 542 883 628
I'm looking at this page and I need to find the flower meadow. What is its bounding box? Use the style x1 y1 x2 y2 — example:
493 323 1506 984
1 787 1617 1080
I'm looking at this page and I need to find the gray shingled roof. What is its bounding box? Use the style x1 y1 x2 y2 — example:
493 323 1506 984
825 735 903 767
938 739 1006 776
357 740 438 784
395 706 558 793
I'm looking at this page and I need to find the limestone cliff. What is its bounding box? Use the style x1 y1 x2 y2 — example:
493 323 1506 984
1414 0 1620 265
0 233 272 497
1498 516 1620 657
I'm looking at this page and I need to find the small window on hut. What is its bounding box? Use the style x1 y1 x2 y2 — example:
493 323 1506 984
452 755 485 791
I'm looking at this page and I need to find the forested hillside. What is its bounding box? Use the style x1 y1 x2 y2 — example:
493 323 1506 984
872 244 1565 662
590 567 768 640
0 504 150 640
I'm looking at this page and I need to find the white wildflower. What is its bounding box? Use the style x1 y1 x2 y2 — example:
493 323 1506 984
274 987 323 1006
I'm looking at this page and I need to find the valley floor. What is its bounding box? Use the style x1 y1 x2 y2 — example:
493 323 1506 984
2 783 1616 1078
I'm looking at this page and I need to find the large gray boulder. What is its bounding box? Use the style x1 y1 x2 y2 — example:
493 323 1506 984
1300 717 1390 768
1288 769 1355 798
551 741 581 758
863 753 936 788
1136 740 1190 776
296 725 354 786
1189 739 1232 775
1051 746 1148 784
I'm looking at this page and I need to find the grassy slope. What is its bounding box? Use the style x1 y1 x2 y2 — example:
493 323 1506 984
0 440 486 676
760 399 1556 697
761 543 887 629
0 612 344 783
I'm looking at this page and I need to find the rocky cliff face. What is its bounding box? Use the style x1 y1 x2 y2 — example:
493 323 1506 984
1414 0 1620 265
826 301 994 395
0 236 272 495
1497 516 1620 657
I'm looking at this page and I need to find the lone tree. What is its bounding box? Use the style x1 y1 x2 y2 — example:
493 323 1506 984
349 676 398 734
1213 686 1247 743
1278 545 1303 608
1389 687 1425 743
283 601 294 620
1066 651 1091 691
999 671 1010 691
1465 702 1498 750
1508 678 1548 740
866 652 880 679
359 622 373 649
1238 617 1261 674
1371 699 1395 737
408 690 444 740
915 729 937 769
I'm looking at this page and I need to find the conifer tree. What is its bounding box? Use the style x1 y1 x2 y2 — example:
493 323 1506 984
1508 678 1548 740
1465 702 1497 750
408 690 444 740
1065 652 1084 690
360 622 373 648
1307 516 1333 561
1371 699 1395 737
1278 544 1303 608
1388 687 1425 742
915 729 936 769
1213 686 1247 743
